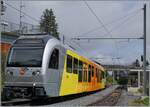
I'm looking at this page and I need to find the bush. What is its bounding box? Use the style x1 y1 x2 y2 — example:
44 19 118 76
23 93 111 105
117 77 128 85
129 97 149 106
106 76 118 85
142 97 149 106
138 87 143 93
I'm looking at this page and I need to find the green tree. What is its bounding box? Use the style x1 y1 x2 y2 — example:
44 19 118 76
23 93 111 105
40 9 59 39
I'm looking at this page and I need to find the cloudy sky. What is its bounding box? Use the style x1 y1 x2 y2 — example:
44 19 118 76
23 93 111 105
3 0 150 65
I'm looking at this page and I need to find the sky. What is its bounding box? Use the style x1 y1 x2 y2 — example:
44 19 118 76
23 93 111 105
2 0 150 66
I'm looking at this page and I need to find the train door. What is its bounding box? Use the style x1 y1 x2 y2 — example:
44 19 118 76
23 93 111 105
60 53 78 95
73 57 79 93
46 48 60 96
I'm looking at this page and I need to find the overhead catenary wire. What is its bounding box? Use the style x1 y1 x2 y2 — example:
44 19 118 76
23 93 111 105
76 8 142 38
83 1 121 64
74 6 142 63
84 0 113 38
82 1 143 65
84 1 117 60
77 7 142 64
5 2 39 22
60 34 90 57
110 8 142 65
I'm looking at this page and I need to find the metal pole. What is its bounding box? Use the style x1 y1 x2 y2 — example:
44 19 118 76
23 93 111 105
143 4 147 96
72 37 143 40
19 0 22 34
63 35 65 44
112 58 115 86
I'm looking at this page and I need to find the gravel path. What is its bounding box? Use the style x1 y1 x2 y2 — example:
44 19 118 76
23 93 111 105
116 90 140 106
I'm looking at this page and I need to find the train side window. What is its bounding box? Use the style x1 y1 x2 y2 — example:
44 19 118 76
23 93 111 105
88 65 91 82
73 58 78 74
85 70 87 82
99 71 101 82
96 70 98 82
83 63 87 82
92 66 94 77
78 60 83 82
97 69 99 82
83 68 86 82
95 68 97 77
67 55 72 73
49 49 59 69
85 63 87 82
102 71 104 79
103 72 105 78
101 70 104 82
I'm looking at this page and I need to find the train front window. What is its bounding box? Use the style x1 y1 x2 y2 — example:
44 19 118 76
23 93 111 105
7 47 44 67
49 49 59 69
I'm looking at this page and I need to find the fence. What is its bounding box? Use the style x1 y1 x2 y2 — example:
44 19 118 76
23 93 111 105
1 20 40 34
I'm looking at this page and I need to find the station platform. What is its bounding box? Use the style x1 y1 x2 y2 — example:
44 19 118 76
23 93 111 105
49 85 119 106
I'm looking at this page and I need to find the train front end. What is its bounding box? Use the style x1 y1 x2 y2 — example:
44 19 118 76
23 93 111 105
4 36 48 98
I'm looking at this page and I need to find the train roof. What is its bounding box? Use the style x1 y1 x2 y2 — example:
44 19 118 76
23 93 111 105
16 33 53 45
14 33 104 70
63 44 104 69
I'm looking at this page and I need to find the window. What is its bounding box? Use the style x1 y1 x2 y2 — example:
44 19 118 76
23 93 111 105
88 65 91 82
85 70 87 82
83 70 86 82
96 69 99 82
49 49 59 69
78 60 83 82
83 63 87 82
97 70 99 82
73 58 78 74
101 71 105 79
7 47 44 67
16 39 43 44
67 55 72 73
95 68 97 78
99 71 101 82
92 66 94 77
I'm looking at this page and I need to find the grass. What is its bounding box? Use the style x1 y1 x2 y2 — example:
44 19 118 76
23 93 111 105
1 53 6 92
128 97 149 106
1 53 15 101
106 76 118 86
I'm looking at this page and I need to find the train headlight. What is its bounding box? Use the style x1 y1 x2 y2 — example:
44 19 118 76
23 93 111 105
10 71 13 75
32 70 40 76
32 71 36 76
6 70 10 74
36 70 40 75
7 70 13 75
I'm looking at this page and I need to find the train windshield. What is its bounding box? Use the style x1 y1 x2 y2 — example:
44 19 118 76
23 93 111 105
7 47 44 67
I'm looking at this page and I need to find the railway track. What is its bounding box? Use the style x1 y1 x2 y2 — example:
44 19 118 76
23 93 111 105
1 92 91 106
1 98 32 106
1 97 60 106
88 87 122 106
1 97 65 106
2 87 121 106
